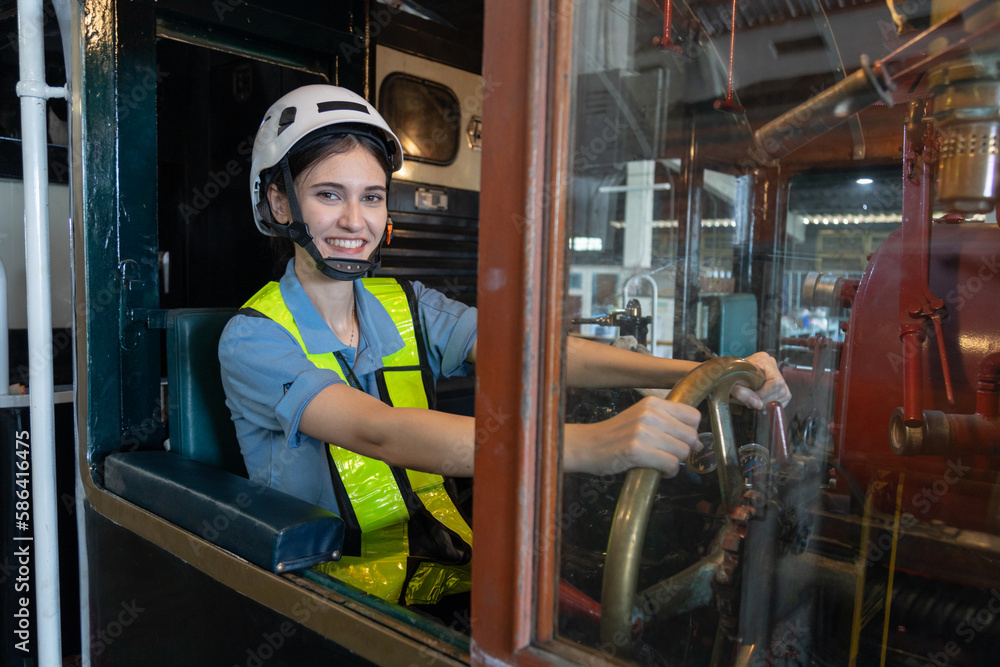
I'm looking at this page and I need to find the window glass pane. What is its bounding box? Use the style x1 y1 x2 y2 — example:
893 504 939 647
555 0 1000 664
783 167 902 341
379 73 461 165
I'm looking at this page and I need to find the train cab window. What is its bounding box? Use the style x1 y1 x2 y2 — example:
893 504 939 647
556 4 765 656
379 73 461 165
501 0 1000 665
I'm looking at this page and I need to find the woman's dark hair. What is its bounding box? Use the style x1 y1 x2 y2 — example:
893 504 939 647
262 131 394 268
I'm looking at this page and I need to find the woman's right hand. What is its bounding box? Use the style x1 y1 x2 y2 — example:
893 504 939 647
564 397 702 478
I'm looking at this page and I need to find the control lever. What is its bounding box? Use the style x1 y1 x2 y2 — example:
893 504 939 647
573 299 652 348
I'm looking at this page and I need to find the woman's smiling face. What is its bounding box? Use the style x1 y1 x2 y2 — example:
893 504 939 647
269 143 388 273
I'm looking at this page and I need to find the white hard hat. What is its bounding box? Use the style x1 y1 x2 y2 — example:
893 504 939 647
249 84 402 235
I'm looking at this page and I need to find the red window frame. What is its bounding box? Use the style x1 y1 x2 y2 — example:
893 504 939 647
471 0 578 662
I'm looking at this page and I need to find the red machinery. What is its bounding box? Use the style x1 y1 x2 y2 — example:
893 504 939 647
832 215 1000 531
771 10 1000 623
799 105 1000 537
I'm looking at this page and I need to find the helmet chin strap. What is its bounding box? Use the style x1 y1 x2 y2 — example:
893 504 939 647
278 157 383 281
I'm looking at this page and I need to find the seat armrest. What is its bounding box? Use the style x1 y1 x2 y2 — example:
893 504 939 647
104 451 343 573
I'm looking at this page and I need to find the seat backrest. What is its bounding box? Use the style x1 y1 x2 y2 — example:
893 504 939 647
164 308 246 477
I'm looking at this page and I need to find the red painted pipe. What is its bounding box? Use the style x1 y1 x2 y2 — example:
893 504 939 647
890 408 1000 456
558 579 601 627
767 401 790 465
557 579 646 639
890 353 1000 454
897 104 942 428
901 328 925 427
977 353 1000 419
945 413 1000 453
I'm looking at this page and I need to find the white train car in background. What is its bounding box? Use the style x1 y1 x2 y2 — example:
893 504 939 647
371 44 485 416
375 44 483 193
372 44 483 313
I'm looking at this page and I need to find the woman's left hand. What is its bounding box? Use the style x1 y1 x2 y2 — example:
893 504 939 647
730 351 791 409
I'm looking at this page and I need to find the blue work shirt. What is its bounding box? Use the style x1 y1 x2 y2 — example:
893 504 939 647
218 260 477 515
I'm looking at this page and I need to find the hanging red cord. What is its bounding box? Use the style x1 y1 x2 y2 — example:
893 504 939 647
653 0 682 52
714 0 745 113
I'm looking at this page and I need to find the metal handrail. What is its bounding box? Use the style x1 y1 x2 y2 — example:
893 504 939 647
15 0 69 663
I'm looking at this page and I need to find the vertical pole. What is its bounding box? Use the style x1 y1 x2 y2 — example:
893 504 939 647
750 166 787 355
898 102 940 427
16 0 66 664
0 257 8 395
674 111 701 360
623 160 654 269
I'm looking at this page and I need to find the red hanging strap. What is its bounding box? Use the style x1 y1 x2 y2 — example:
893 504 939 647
714 0 745 113
653 0 681 52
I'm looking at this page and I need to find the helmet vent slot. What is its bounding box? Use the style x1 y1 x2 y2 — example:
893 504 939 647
276 107 297 135
317 101 370 114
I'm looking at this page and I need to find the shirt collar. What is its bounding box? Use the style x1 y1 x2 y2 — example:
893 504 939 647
278 260 405 371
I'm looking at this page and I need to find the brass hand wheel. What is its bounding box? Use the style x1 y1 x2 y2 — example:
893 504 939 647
600 357 764 656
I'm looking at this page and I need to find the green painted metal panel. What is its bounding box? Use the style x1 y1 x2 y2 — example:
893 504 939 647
80 0 163 471
79 0 369 471
705 293 759 358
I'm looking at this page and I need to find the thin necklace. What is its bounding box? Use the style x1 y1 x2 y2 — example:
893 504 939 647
349 299 357 349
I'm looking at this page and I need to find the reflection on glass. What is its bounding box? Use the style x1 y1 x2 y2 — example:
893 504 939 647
555 0 1000 665
379 73 461 165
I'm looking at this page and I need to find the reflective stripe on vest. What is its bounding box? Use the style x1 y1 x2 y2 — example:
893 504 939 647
241 278 472 604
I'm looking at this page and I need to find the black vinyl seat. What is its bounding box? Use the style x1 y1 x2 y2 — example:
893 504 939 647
103 308 344 573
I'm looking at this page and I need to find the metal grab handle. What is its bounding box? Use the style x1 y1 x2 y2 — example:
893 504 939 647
600 357 764 657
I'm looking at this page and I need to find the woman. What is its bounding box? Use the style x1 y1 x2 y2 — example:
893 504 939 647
219 84 789 607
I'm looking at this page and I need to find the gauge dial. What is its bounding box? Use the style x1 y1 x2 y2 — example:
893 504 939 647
738 443 770 487
686 432 717 474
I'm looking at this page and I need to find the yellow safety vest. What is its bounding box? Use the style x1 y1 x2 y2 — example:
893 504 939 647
241 278 472 605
